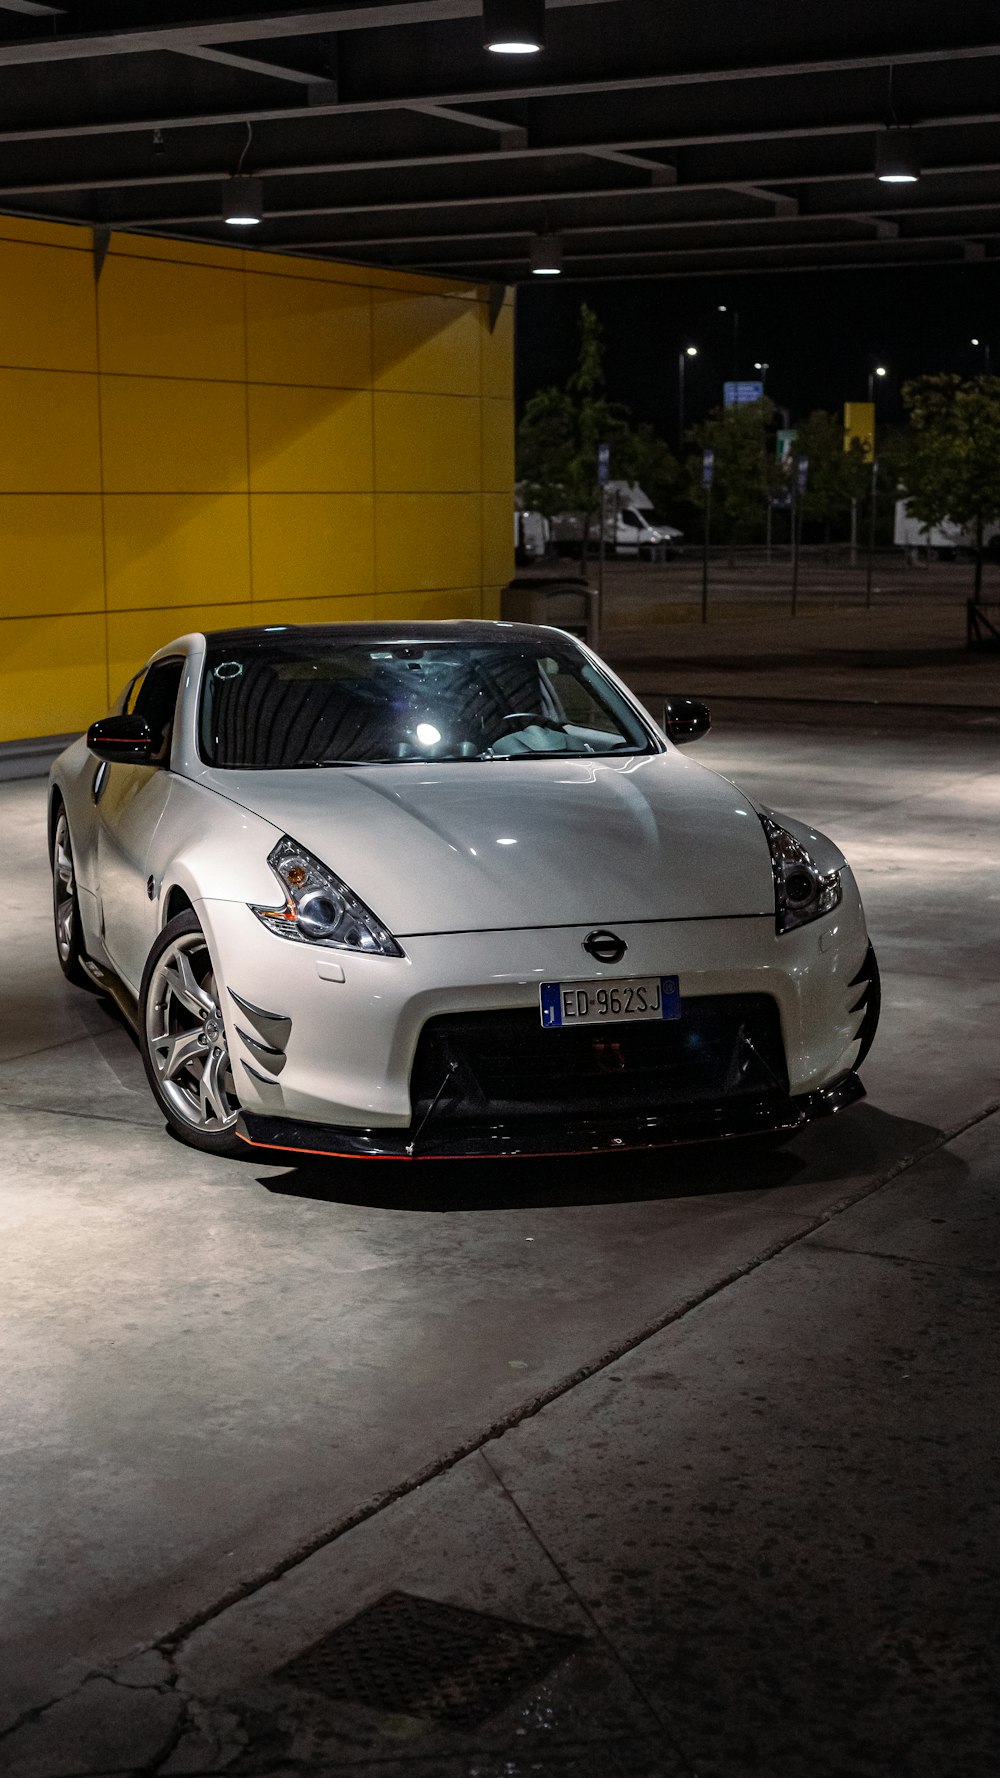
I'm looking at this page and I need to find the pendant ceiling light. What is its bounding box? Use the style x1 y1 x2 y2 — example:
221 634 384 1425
875 128 920 184
223 175 263 225
530 233 562 274
483 0 545 54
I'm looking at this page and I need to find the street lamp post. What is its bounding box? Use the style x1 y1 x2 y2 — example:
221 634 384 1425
972 337 992 373
677 344 698 449
718 304 740 379
753 360 769 393
860 367 887 599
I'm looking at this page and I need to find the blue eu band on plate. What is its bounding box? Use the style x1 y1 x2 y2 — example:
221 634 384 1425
540 977 681 1029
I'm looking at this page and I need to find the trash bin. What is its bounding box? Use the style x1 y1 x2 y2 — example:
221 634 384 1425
500 575 597 647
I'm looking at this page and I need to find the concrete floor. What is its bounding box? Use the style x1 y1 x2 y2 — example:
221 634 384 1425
0 716 997 1777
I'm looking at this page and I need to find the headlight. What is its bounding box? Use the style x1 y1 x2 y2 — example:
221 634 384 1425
760 815 842 934
249 836 403 956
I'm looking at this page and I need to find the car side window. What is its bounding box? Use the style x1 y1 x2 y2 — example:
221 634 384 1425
130 658 184 767
618 510 640 528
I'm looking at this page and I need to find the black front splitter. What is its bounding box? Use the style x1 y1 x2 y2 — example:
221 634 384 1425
236 1074 865 1161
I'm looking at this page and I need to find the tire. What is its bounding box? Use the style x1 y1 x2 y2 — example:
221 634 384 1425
138 910 244 1158
51 804 98 991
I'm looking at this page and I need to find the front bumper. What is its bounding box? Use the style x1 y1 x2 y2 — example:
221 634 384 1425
197 874 876 1150
235 1071 866 1161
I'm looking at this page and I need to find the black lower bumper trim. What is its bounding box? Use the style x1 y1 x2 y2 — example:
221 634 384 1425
237 1073 865 1161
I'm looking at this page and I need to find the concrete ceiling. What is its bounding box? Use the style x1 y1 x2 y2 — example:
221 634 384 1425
2 1 1000 281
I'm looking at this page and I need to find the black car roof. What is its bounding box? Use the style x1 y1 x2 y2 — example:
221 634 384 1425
201 620 577 649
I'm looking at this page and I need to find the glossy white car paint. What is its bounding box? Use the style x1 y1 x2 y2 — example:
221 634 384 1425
49 623 875 1151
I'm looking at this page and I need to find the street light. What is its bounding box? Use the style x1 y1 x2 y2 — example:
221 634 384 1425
718 304 740 378
753 359 769 392
868 364 888 402
678 345 698 448
972 337 992 372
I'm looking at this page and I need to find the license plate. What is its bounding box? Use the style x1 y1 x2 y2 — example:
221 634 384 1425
539 976 681 1029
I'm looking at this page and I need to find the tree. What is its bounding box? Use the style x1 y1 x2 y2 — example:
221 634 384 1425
517 305 675 539
793 409 870 545
899 374 1000 600
687 399 781 542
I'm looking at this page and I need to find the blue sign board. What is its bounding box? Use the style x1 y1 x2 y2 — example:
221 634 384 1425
723 380 765 406
597 442 610 484
701 448 715 489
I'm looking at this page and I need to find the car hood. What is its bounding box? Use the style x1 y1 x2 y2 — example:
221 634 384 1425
201 751 774 934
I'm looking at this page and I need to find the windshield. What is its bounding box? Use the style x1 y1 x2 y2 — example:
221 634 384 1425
199 635 654 769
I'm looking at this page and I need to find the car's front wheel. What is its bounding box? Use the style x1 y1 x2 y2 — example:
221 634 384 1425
138 911 244 1158
52 805 97 990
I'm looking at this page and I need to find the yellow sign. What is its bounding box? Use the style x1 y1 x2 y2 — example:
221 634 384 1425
844 401 875 462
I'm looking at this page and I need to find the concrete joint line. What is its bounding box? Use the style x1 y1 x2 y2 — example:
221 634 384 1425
477 1446 697 1774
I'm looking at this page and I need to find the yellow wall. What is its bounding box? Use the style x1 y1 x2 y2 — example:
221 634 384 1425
0 216 515 743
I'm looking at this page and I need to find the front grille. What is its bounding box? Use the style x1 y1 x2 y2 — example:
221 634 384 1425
410 994 787 1125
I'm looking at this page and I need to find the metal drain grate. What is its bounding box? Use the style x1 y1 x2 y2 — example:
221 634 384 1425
274 1590 583 1729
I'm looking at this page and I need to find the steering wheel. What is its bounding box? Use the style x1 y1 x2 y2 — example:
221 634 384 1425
498 712 566 733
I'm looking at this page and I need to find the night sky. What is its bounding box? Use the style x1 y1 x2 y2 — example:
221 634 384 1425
515 261 1000 444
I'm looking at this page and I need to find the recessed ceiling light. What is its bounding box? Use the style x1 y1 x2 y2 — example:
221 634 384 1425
875 128 919 183
530 233 562 274
483 0 545 53
223 175 262 225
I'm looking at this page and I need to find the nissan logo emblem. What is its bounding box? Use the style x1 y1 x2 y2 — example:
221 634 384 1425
583 929 628 965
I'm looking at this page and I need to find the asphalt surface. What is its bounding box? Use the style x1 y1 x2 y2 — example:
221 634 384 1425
1 670 997 1776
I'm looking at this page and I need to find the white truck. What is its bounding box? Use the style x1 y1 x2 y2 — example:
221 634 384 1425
893 499 968 558
517 482 683 562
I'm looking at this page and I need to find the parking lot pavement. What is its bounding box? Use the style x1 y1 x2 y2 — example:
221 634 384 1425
0 715 997 1775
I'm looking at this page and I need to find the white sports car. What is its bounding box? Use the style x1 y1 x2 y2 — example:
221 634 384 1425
48 621 879 1161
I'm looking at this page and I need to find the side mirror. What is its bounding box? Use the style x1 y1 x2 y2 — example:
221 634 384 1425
663 695 711 745
87 714 155 764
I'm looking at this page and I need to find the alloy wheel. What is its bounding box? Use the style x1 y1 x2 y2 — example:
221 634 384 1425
53 812 77 965
145 930 238 1132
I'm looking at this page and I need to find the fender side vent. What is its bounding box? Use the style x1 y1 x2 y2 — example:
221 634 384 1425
273 1590 582 1730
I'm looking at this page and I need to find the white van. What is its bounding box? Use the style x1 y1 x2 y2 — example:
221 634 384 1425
549 504 683 560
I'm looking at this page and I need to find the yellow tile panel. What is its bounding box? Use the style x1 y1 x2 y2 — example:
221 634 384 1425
250 494 375 603
0 240 97 373
245 274 372 387
481 300 514 400
98 257 245 381
0 496 104 619
481 398 514 493
374 393 481 493
373 291 480 395
246 250 376 287
0 613 107 742
100 377 249 494
109 234 245 271
104 495 251 612
375 494 482 593
481 585 502 620
0 215 91 252
248 385 373 493
482 492 515 589
250 593 376 627
107 604 253 696
0 369 101 491
374 587 482 622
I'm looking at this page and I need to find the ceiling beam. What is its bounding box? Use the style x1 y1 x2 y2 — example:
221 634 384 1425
405 104 528 151
172 46 324 87
0 0 617 66
583 148 676 185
